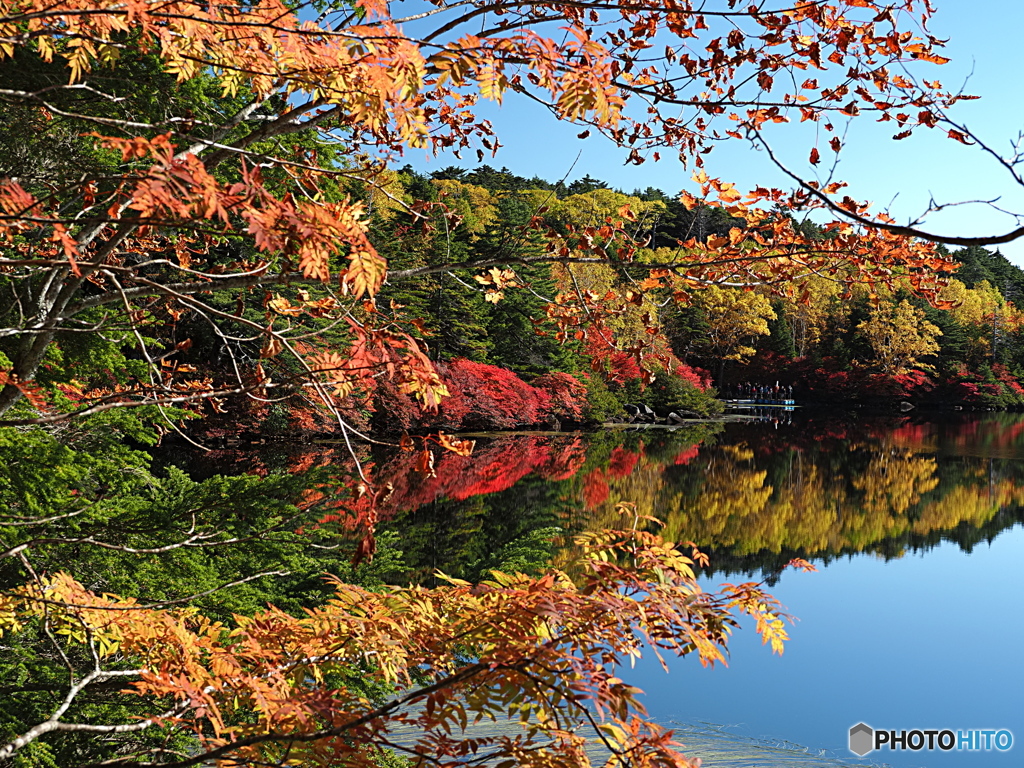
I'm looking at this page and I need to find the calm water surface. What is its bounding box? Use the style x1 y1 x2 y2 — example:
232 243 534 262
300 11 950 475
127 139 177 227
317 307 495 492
231 412 1024 767
659 528 1024 767
636 415 1024 768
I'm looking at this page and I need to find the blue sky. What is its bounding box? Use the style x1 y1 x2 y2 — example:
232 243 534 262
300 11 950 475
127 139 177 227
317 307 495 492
405 0 1024 265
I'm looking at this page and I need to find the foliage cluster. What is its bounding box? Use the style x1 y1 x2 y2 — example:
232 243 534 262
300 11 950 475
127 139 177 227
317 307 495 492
662 249 1024 407
368 358 590 434
1 511 803 768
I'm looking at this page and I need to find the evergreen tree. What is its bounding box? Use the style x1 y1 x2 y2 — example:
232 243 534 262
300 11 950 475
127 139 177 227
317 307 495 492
954 245 999 287
952 245 1024 299
463 165 536 192
374 173 493 361
662 300 711 364
631 186 670 202
475 195 574 375
648 197 747 249
766 300 797 358
430 166 469 181
921 300 969 374
566 174 608 195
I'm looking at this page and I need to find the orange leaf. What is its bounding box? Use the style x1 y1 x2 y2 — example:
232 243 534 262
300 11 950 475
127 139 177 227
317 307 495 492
414 448 436 478
343 248 387 299
436 432 476 457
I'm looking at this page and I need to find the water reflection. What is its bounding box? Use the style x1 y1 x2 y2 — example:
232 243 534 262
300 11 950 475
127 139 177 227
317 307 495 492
198 413 1024 766
364 414 1024 767
361 414 1024 582
644 415 1024 578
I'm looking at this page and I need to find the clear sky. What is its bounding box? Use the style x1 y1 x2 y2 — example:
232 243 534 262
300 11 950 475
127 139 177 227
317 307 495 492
405 0 1024 265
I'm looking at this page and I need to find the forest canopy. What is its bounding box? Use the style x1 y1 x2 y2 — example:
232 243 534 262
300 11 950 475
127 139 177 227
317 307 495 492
2 0 1002 428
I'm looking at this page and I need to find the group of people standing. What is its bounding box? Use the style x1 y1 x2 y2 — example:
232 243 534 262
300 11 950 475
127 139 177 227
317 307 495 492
723 382 794 401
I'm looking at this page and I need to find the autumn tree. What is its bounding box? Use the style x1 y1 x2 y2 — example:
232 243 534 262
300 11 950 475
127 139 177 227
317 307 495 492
937 278 1014 367
0 512 811 768
0 0 980 428
773 276 843 360
684 287 777 383
857 299 942 375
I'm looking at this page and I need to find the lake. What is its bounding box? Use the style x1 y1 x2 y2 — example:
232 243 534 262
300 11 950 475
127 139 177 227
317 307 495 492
362 411 1024 767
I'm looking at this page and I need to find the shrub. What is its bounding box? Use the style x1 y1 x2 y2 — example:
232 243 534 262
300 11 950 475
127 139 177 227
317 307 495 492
648 367 723 417
578 373 625 423
531 372 589 424
432 359 549 430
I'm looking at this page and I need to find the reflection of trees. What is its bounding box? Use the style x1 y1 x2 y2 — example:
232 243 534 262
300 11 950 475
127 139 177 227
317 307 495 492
853 450 938 516
202 414 1024 583
367 435 590 584
560 415 1024 577
386 474 571 585
655 449 852 557
366 427 723 579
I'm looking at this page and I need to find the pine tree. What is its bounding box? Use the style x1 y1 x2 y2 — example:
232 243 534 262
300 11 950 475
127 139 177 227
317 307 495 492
374 172 493 362
766 300 797 359
475 194 575 375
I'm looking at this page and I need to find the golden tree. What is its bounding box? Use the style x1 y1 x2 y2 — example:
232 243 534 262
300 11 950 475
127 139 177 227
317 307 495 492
689 286 777 381
942 279 1011 366
857 299 942 375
